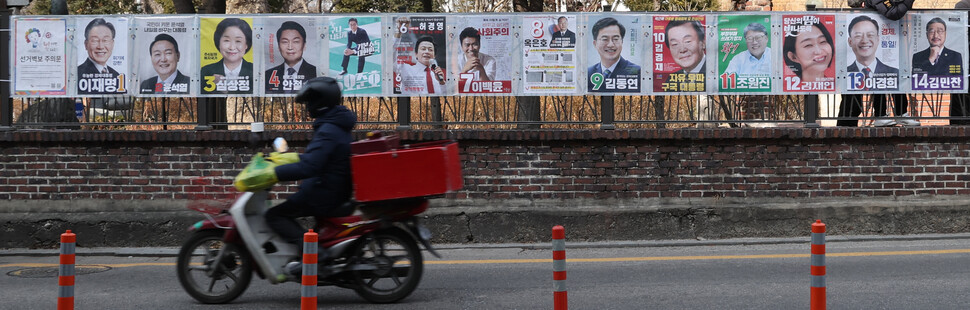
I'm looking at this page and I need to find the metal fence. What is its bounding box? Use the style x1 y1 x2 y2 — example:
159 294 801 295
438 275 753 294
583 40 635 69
4 93 968 130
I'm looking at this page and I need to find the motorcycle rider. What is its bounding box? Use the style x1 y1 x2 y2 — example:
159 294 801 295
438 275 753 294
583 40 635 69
263 76 357 266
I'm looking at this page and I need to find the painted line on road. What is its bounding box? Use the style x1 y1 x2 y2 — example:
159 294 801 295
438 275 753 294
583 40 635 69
2 249 969 268
425 248 970 265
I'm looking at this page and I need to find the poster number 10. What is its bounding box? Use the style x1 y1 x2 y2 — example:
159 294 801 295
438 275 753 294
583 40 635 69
653 33 665 43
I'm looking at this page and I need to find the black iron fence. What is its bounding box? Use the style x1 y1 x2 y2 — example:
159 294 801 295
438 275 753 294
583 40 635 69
4 93 969 130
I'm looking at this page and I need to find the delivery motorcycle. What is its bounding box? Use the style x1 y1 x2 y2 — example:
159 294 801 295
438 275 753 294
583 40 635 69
176 134 461 304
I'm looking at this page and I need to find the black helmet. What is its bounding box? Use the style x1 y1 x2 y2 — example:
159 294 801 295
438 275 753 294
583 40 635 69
295 77 342 117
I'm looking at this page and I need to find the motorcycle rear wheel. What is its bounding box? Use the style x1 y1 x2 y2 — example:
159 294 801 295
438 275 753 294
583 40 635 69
351 230 424 303
176 230 253 304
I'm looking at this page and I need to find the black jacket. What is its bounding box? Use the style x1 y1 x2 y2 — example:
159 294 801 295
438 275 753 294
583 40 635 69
864 0 914 21
275 105 357 208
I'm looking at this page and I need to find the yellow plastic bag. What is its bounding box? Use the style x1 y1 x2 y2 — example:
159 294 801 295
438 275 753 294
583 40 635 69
233 153 279 192
267 152 300 165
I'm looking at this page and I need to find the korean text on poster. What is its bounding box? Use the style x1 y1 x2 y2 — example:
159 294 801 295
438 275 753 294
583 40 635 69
522 15 579 94
76 17 129 95
782 15 835 93
454 16 513 94
653 15 706 93
14 18 67 96
135 17 193 95
329 16 382 96
393 16 448 95
909 13 965 91
263 18 320 95
587 15 641 93
717 15 771 93
843 14 900 92
200 17 254 95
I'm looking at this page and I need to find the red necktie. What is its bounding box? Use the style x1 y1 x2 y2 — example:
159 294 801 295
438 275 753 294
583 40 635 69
425 67 435 94
863 68 871 90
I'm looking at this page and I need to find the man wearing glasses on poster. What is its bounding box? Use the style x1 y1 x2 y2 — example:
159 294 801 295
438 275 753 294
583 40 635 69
725 23 771 76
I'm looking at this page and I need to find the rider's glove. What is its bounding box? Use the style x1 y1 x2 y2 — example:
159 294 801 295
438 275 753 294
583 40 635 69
267 152 300 165
234 153 280 192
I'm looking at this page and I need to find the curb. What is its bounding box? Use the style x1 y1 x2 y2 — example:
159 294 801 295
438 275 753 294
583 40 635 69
4 232 970 257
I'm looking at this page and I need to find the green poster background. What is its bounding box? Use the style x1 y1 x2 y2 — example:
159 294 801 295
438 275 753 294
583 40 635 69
328 16 382 96
717 15 771 93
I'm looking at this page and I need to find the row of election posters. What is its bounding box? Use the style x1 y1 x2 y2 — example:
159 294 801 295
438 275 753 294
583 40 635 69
10 12 968 97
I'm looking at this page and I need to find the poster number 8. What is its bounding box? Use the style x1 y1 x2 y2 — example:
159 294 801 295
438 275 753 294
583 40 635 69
531 20 543 38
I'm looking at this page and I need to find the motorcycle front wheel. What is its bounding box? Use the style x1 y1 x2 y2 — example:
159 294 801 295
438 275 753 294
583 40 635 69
176 230 253 304
350 230 424 303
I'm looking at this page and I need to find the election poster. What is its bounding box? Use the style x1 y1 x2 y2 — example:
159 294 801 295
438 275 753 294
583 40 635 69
75 16 129 95
450 16 513 94
392 15 448 95
328 16 382 96
653 15 706 93
781 14 835 93
522 15 579 95
200 17 255 95
587 15 642 93
263 17 320 95
134 16 194 96
840 13 900 92
717 15 771 93
909 12 966 91
13 18 67 96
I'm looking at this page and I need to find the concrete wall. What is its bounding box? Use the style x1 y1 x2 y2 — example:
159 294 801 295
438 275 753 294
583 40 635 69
2 128 970 248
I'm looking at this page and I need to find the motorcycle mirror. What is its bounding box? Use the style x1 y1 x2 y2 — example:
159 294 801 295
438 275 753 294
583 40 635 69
273 137 288 153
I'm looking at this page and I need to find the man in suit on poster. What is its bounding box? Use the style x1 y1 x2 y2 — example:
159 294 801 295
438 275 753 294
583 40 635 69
265 21 317 94
340 18 372 75
139 34 190 94
550 16 576 48
78 18 122 94
912 17 963 77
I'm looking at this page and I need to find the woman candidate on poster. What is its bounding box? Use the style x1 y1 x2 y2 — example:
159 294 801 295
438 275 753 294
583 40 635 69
783 19 834 90
200 18 254 95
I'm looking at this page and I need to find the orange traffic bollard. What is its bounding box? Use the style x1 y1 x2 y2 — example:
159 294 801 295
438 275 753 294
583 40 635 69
301 229 318 310
58 230 76 310
552 225 567 310
811 220 826 310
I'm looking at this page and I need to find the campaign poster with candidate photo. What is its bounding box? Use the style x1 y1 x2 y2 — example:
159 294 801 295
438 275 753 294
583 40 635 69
652 15 706 93
717 15 771 93
522 15 579 95
840 13 900 92
781 14 835 93
75 16 129 95
450 16 513 94
13 18 67 96
134 16 194 96
200 17 255 95
909 12 966 91
263 17 320 96
328 16 382 96
587 14 642 93
392 15 448 95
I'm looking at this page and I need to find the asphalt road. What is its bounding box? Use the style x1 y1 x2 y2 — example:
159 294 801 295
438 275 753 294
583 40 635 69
2 237 969 309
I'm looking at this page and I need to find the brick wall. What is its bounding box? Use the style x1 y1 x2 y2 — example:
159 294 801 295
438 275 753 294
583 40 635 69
3 128 970 203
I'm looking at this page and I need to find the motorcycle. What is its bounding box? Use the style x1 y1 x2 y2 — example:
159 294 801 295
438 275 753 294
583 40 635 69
176 135 450 304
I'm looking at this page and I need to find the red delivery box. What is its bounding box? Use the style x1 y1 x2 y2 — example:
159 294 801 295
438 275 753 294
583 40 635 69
351 140 463 202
